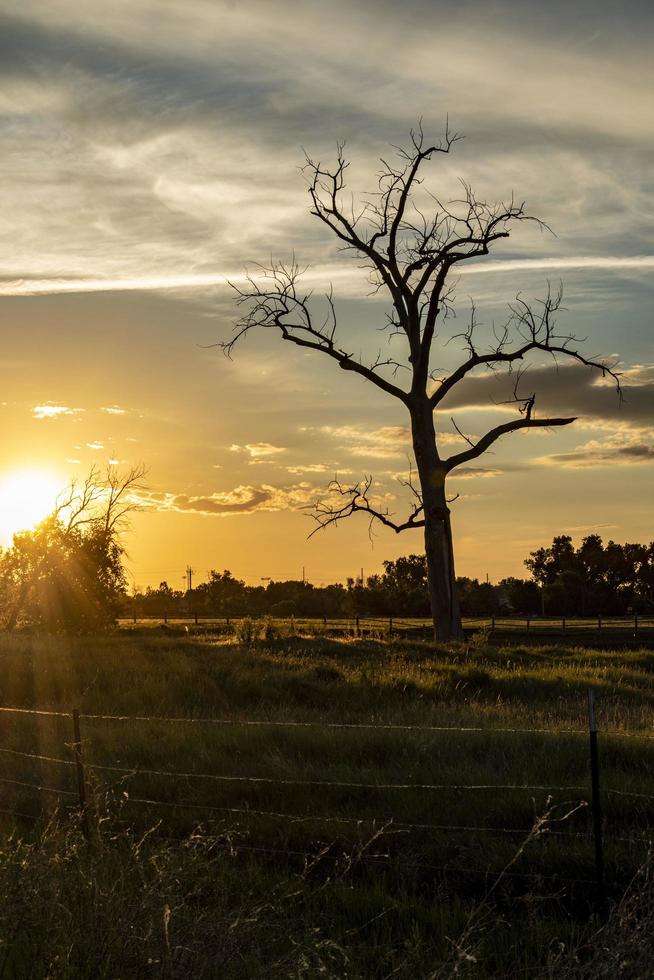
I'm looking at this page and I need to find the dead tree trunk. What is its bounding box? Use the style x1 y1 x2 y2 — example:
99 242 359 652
225 128 621 648
411 398 464 641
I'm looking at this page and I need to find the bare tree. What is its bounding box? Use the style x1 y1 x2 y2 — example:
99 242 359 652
222 125 620 641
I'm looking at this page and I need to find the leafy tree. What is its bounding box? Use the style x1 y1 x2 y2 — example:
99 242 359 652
223 125 619 640
456 577 501 617
0 466 143 633
137 581 183 619
201 570 249 616
525 534 654 616
498 577 542 615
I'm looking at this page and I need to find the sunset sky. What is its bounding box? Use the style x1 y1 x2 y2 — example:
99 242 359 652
1 0 652 591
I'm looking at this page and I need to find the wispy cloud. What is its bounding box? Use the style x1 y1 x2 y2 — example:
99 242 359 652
229 442 287 460
2 256 653 297
449 467 504 480
286 463 332 475
140 482 319 517
32 403 83 419
0 2 652 308
538 435 654 469
311 424 411 460
439 362 652 431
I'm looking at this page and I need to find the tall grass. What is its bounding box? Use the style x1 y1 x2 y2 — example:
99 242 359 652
1 631 654 976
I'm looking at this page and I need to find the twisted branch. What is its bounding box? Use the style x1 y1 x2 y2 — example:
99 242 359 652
308 477 425 538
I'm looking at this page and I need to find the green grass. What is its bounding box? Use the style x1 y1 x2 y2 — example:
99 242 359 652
1 630 654 977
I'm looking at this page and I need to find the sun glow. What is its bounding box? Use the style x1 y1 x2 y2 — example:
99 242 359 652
0 468 66 544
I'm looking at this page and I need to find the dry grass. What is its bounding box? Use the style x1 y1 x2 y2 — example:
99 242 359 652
1 630 654 976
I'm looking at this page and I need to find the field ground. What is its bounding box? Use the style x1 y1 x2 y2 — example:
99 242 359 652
1 629 654 977
120 614 654 648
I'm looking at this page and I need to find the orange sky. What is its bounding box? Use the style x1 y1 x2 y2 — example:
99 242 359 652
1 1 653 589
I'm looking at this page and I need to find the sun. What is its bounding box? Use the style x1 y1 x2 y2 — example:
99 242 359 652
0 468 66 544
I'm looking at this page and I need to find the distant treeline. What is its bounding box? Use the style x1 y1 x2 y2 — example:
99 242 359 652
128 535 654 619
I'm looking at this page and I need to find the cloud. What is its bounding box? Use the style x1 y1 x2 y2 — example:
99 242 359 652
101 405 126 415
390 465 502 483
140 481 319 517
449 467 503 480
313 424 410 459
229 442 287 460
309 423 478 460
86 440 104 450
438 361 653 431
286 463 331 475
540 440 654 469
2 256 653 297
0 0 651 313
32 403 83 419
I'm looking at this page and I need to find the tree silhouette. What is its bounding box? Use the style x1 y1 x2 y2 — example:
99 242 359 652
0 465 145 632
223 124 620 640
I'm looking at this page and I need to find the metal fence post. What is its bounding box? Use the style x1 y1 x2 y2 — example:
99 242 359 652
587 690 606 911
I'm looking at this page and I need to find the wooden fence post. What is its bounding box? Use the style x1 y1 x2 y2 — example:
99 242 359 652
587 690 606 912
72 709 90 841
635 613 639 637
356 615 361 638
389 616 393 637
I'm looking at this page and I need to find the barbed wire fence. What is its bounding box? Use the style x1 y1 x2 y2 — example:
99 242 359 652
2 695 654 906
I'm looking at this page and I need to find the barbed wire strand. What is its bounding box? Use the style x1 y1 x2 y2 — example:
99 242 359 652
2 702 653 741
0 704 590 736
114 795 597 838
0 774 77 797
0 746 75 766
226 842 599 886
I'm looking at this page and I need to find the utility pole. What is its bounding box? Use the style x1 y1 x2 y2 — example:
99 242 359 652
302 565 306 585
185 565 194 592
360 567 364 587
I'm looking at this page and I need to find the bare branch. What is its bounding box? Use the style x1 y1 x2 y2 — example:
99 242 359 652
308 477 425 537
445 410 576 472
432 285 622 408
54 464 147 537
219 259 409 403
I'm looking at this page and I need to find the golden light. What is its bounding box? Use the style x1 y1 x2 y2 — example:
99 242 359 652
0 468 66 544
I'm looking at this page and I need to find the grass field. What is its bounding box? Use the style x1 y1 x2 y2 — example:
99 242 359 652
1 628 654 977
